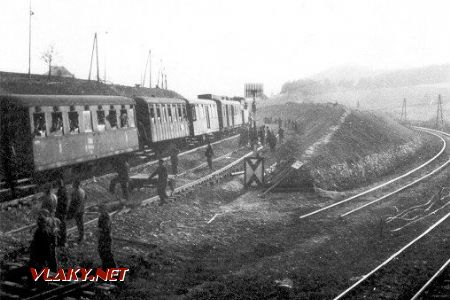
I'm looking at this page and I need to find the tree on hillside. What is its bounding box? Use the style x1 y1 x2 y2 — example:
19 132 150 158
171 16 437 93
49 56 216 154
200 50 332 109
41 45 57 79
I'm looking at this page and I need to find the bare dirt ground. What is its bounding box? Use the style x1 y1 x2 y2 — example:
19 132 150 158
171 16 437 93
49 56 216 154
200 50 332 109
56 125 448 299
0 135 246 255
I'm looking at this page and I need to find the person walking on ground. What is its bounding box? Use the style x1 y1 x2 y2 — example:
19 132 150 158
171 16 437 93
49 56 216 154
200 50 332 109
250 125 258 149
29 212 58 274
268 130 277 152
109 158 130 201
41 184 57 216
149 159 168 205
205 141 214 170
170 145 179 175
68 180 86 243
258 125 266 146
278 127 285 144
55 179 68 247
97 203 116 269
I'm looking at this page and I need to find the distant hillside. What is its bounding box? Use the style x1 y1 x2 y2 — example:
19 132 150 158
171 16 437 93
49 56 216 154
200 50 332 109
280 64 450 96
311 65 383 83
0 71 184 99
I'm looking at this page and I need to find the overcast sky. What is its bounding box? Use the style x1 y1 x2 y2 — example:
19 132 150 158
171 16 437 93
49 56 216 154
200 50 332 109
1 0 450 98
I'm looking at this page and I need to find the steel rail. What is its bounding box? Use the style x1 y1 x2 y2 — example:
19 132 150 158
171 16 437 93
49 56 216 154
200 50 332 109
341 157 450 217
299 128 446 219
333 211 450 300
0 134 240 209
410 258 450 300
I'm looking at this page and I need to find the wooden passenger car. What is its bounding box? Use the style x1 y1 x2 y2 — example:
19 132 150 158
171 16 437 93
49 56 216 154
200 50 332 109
0 94 139 181
198 94 243 132
134 97 190 147
186 98 220 138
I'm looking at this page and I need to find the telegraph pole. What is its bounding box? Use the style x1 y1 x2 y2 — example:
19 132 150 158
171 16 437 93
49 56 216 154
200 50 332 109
88 33 100 81
142 50 151 88
400 98 407 122
28 0 33 78
435 94 444 130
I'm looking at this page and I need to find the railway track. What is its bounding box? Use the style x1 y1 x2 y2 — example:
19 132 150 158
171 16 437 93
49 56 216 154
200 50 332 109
0 134 240 210
2 138 247 236
299 126 449 220
411 258 450 300
326 127 450 299
0 142 264 299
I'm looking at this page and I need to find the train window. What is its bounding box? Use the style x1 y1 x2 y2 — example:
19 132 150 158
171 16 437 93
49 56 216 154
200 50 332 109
68 111 79 134
156 105 161 119
190 105 197 121
120 109 128 128
182 105 187 119
50 112 64 136
127 109 135 127
206 105 211 129
82 111 93 132
33 112 46 137
97 109 106 132
177 105 182 120
150 106 155 119
167 104 172 121
108 109 117 129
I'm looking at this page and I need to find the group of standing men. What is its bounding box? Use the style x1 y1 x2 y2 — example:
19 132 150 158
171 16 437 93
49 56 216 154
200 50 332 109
243 122 285 151
29 178 116 279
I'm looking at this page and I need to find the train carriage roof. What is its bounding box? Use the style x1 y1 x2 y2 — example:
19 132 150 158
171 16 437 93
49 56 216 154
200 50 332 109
186 98 216 105
134 96 187 105
214 98 242 106
0 94 134 107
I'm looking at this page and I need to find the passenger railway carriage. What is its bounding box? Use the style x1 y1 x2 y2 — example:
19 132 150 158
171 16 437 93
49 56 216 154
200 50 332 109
135 97 190 148
197 94 246 132
0 91 251 194
187 98 220 139
0 94 139 182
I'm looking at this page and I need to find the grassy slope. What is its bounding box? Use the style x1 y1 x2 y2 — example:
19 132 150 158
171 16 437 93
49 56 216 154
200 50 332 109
309 110 440 190
259 102 440 190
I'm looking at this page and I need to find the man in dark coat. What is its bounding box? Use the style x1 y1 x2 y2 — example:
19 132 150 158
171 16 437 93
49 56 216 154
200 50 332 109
170 145 179 175
109 159 130 201
278 127 285 144
258 126 266 146
55 179 68 247
97 204 116 269
29 212 58 273
150 159 168 205
68 180 86 243
205 141 214 170
268 130 277 152
249 125 258 148
41 184 57 216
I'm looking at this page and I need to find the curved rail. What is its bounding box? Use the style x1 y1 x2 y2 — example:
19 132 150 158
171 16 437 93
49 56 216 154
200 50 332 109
299 127 447 219
411 258 450 300
332 127 450 299
333 211 450 300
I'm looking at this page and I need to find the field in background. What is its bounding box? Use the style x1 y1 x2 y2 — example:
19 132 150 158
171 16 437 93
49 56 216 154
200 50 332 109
264 82 450 122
